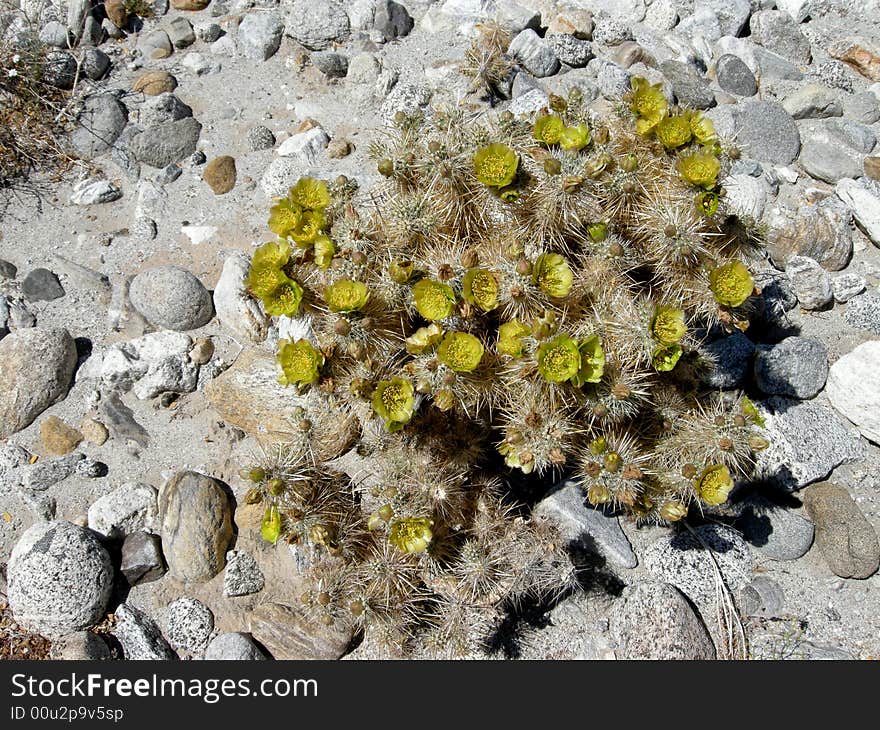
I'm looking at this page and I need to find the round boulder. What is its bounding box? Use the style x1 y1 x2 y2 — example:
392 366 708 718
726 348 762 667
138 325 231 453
129 266 214 331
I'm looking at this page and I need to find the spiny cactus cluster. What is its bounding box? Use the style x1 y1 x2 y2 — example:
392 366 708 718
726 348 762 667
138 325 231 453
240 77 769 656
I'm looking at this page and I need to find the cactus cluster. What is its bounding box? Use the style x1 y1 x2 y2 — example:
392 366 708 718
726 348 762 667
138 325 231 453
240 78 769 656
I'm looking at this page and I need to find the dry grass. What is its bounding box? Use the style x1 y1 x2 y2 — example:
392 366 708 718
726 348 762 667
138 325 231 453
0 593 53 660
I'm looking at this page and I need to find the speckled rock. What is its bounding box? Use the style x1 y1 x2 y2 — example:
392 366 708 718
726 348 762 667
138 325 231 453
87 482 158 540
165 597 214 653
825 340 880 443
735 496 815 561
113 603 176 660
283 0 350 50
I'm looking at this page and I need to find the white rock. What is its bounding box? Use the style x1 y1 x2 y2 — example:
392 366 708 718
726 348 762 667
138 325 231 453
786 255 833 310
276 127 330 164
182 52 223 75
825 341 880 444
508 88 550 117
88 482 159 539
508 28 560 78
721 173 768 221
261 157 306 198
181 224 218 246
213 251 271 342
70 179 122 206
832 273 866 303
835 178 880 247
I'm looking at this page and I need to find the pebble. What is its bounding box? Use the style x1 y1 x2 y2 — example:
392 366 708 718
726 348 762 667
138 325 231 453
203 155 236 195
70 179 122 206
247 602 352 660
738 576 786 618
312 51 349 78
609 582 715 660
732 100 801 166
508 29 560 78
547 34 593 68
283 0 350 50
159 471 233 583
735 496 815 561
835 178 880 247
800 126 866 184
171 0 209 9
166 598 214 653
0 327 77 439
43 50 77 89
195 21 223 43
786 255 833 310
139 29 173 60
224 550 265 597
121 531 167 585
129 266 214 331
374 0 414 41
129 117 203 169
276 127 330 164
700 331 755 389
22 268 65 302
765 200 853 272
660 60 715 109
237 11 284 61
831 273 866 303
204 632 268 660
189 338 214 365
804 482 879 579
783 83 842 119
246 125 276 151
40 415 83 455
78 416 111 446
715 54 757 96
8 521 113 637
80 48 111 81
167 16 195 48
695 0 750 36
749 10 811 66
753 336 828 400
136 93 193 129
825 340 880 443
212 251 271 342
54 632 112 661
87 482 158 540
0 259 17 279
113 603 176 660
347 52 381 84
844 293 880 334
844 92 880 125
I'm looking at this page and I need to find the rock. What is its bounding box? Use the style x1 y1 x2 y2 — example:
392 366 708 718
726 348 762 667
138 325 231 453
508 29 560 78
129 117 202 169
168 16 195 48
800 124 867 184
732 101 800 166
547 9 593 38
596 61 631 98
845 92 880 125
374 0 413 40
508 88 550 117
735 496 815 561
534 479 637 568
753 337 828 400
70 179 122 206
786 255 833 310
113 603 176 660
246 125 276 151
55 632 112 661
237 11 283 61
42 50 77 89
660 60 714 109
121 531 166 585
803 482 879 579
311 51 348 78
261 157 303 197
9 451 101 493
326 137 352 159
182 51 222 75
754 396 866 490
695 0 750 36
171 0 210 9
284 0 349 50
749 10 810 66
715 54 757 96
248 602 352 659
21 268 64 302
104 0 128 29
80 418 109 445
832 273 866 303
720 173 768 220
204 632 268 660
203 155 236 195
276 127 330 164
159 471 233 583
844 293 880 334
8 521 113 637
88 482 158 540
40 20 70 47
136 93 193 130
783 84 842 120
738 576 785 618
189 338 214 365
213 252 271 342
381 81 432 123
139 30 173 59
0 327 77 439
166 597 214 653
835 178 880 247
765 200 853 272
547 34 593 68
700 331 755 389
40 416 83 455
609 582 716 660
825 341 880 443
129 266 214 331
224 550 265 596
195 21 223 42
591 15 633 46
0 259 17 279
80 48 111 81
866 157 880 181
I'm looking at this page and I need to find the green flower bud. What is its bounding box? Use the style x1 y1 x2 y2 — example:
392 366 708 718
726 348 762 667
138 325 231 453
652 343 683 372
261 505 282 544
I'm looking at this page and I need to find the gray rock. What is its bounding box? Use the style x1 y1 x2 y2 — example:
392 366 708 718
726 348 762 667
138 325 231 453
40 20 70 47
284 0 349 50
260 157 303 198
167 16 195 48
508 29 560 78
660 60 715 109
754 336 828 400
246 125 276 151
70 94 128 160
695 0 751 36
765 200 853 272
238 11 284 60
43 50 77 89
715 54 757 96
204 632 268 660
8 521 113 637
159 471 233 583
99 393 150 446
825 340 880 443
733 101 800 165
374 0 414 41
610 582 716 660
138 30 173 59
129 266 214 331
786 255 833 310
166 597 214 653
121 531 166 585
596 61 631 98
114 603 176 660
749 10 810 66
88 482 158 539
248 602 352 660
754 396 866 490
0 259 17 279
70 178 122 206
753 45 804 81
136 93 193 129
0 327 77 439
591 15 633 46
533 479 637 569
311 51 349 78
844 293 880 334
129 117 203 169
547 34 593 68
783 84 842 119
643 524 753 607
735 497 815 561
738 576 785 618
843 91 880 125
80 48 111 81
800 129 865 184
832 273 866 303
9 452 101 493
835 178 880 247
55 632 112 661
804 482 879 579
224 550 265 596
195 21 223 43
22 269 64 302
380 81 432 123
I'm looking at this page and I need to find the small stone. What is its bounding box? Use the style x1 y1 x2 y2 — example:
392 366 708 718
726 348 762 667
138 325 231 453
695 0 750 36
171 0 210 9
88 482 158 540
40 416 83 456
765 200 853 272
508 29 560 78
136 92 193 130
825 340 880 443
735 496 815 561
610 582 716 660
195 21 223 42
204 632 268 660
246 125 276 151
749 10 811 66
129 266 214 331
139 30 173 60
0 259 17 279
660 60 715 109
69 93 128 161
167 16 195 48
283 0 349 51
591 15 633 46
166 598 214 653
753 337 828 400
113 603 176 660
80 48 111 81
547 34 593 68
326 138 352 159
104 0 128 29
22 268 65 302
804 482 879 579
189 338 214 365
129 117 203 169
70 179 122 206
547 10 593 39
835 178 880 247
276 127 330 164
865 157 880 181
42 50 77 89
260 157 302 198
832 273 866 303
738 576 786 618
783 84 842 119
212 252 271 342
121 531 166 585
700 331 755 389
80 418 109 445
347 52 380 84
41 20 70 47
374 0 414 41
715 54 757 96
800 128 866 184
203 155 236 195
311 51 348 78
733 101 801 166
596 61 631 98
844 293 880 334
224 550 265 597
844 92 880 125
55 632 112 661
248 602 352 660
237 11 284 61
786 255 833 310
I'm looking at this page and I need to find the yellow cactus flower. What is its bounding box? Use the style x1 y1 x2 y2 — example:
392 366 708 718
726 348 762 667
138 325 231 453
688 112 716 146
277 338 324 387
533 113 565 145
709 261 754 308
262 277 304 317
537 334 581 383
651 305 687 345
288 177 330 210
559 124 591 152
573 335 605 385
268 198 303 238
289 209 327 246
251 239 291 271
677 152 721 189
740 396 766 427
405 323 443 354
532 253 573 298
412 278 456 321
372 377 415 432
388 517 434 553
473 143 519 187
313 235 335 269
655 115 692 149
696 191 719 216
695 464 734 506
497 319 530 357
652 343 683 372
247 264 288 299
323 279 370 313
462 268 499 312
437 331 484 373
630 77 668 134
260 504 282 544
